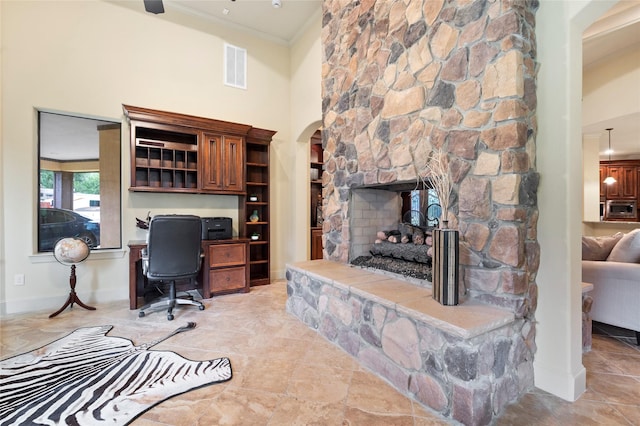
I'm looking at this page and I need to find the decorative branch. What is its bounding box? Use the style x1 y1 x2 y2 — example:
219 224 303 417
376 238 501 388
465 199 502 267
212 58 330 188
419 148 452 226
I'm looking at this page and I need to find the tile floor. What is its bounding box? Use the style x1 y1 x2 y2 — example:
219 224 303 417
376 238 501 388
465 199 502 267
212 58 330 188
1 281 638 425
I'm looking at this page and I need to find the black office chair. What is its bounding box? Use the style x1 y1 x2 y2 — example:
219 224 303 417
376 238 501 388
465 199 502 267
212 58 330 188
138 215 205 320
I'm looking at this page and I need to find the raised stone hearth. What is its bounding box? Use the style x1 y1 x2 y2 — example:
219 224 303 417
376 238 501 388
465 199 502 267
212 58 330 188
286 261 533 425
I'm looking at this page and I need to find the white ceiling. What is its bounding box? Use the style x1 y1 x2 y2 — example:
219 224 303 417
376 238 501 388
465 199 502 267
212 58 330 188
164 0 322 45
43 0 639 160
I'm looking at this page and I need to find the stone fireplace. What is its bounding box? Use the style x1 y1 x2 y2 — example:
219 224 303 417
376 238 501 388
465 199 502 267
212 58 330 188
348 184 436 283
287 0 540 424
348 183 431 259
320 0 539 320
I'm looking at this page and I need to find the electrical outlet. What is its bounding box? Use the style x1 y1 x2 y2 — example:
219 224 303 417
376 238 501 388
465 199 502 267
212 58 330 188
14 274 25 286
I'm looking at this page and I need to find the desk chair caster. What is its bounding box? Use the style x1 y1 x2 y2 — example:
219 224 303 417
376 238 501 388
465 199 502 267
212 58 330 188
139 310 176 321
138 296 205 320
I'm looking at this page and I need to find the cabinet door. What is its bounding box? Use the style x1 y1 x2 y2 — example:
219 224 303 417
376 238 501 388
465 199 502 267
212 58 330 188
201 133 223 191
311 229 323 260
605 166 622 198
209 243 247 268
223 136 244 192
621 166 637 199
209 267 247 293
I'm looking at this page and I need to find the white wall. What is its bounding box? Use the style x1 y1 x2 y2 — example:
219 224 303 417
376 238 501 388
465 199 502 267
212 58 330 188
583 134 601 222
0 1 5 312
0 0 315 314
289 11 323 263
583 47 640 127
535 0 617 402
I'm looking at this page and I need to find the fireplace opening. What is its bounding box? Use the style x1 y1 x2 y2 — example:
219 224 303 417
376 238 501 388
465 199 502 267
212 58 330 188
348 183 440 283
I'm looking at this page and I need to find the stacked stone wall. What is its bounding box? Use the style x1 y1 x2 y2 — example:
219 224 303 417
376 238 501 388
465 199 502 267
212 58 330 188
286 266 534 425
321 0 540 321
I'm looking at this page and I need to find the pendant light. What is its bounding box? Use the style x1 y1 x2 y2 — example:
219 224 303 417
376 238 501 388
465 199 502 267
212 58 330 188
603 128 617 185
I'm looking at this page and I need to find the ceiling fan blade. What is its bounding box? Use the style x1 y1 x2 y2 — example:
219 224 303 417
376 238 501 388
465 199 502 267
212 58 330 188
144 0 164 14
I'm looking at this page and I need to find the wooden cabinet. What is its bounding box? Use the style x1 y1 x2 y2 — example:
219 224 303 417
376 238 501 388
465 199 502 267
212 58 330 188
600 161 639 200
240 128 276 286
130 124 200 191
619 166 637 199
201 133 244 192
599 166 607 197
124 104 277 287
311 228 323 260
310 130 323 259
205 240 249 296
127 238 249 309
124 105 250 195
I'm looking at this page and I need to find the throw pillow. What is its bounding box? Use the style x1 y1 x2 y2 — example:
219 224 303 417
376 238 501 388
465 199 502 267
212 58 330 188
581 233 623 261
607 228 640 263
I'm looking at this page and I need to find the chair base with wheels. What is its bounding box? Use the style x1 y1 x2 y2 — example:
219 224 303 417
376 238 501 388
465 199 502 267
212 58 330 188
138 280 205 320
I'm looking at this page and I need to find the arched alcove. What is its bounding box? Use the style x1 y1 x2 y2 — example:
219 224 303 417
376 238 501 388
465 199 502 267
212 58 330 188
290 120 323 262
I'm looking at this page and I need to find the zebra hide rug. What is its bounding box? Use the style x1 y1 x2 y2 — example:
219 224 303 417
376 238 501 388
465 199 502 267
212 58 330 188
0 323 232 425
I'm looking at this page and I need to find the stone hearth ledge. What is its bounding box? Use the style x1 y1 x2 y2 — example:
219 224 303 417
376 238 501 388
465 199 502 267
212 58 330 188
288 260 514 340
286 259 530 425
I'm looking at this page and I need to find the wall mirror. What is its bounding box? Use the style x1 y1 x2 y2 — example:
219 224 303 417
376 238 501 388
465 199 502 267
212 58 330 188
38 111 122 252
582 3 640 223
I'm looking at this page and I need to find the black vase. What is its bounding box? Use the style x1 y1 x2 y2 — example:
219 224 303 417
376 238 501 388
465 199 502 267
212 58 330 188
432 225 459 306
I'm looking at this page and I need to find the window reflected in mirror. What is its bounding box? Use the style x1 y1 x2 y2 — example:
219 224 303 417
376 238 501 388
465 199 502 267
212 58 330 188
401 189 441 228
38 111 121 252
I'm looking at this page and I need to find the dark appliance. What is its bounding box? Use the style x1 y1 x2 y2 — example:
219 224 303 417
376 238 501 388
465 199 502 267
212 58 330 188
605 200 637 221
201 217 232 240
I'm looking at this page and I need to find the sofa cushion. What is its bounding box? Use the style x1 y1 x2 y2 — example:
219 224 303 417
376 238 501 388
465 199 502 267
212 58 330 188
582 233 623 261
607 228 640 263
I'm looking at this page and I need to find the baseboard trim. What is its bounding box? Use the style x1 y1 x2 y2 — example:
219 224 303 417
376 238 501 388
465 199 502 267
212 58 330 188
534 360 586 402
0 289 127 317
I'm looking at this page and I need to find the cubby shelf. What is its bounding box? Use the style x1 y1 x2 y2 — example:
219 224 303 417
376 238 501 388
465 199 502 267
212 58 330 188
240 128 276 286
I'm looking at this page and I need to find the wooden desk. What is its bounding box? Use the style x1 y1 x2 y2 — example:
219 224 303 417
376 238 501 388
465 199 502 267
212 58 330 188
128 238 250 310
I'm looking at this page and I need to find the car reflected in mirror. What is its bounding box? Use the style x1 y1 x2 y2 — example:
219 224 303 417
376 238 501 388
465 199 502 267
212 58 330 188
39 208 100 252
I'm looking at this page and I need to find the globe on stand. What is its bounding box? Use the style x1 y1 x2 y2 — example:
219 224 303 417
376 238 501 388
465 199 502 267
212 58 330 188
49 237 96 318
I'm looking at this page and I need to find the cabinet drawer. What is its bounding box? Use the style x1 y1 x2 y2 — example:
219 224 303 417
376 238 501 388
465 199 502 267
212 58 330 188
209 243 246 268
209 267 246 293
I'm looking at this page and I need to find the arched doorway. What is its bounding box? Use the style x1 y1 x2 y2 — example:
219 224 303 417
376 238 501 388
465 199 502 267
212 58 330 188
293 121 323 261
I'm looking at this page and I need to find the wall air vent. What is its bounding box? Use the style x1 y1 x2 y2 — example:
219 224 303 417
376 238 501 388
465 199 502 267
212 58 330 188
224 43 247 90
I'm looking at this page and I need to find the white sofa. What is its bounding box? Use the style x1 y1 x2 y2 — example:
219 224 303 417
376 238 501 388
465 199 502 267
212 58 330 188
581 229 640 345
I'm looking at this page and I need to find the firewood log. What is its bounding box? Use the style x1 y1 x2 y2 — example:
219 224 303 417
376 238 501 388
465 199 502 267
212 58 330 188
412 227 425 245
368 241 431 263
377 230 400 241
399 223 415 243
